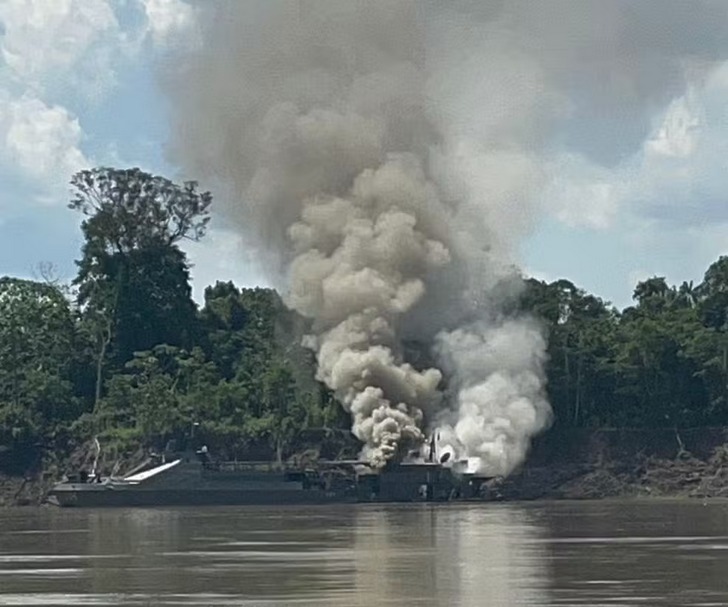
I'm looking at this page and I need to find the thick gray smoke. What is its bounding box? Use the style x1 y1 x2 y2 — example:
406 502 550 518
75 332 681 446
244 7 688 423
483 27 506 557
164 1 728 475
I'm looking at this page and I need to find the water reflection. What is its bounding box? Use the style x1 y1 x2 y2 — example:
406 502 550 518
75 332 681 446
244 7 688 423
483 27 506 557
87 509 185 598
352 504 551 606
2 501 728 606
540 501 728 605
85 507 358 604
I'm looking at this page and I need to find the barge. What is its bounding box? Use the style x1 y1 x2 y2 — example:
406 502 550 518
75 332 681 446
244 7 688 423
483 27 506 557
47 446 486 507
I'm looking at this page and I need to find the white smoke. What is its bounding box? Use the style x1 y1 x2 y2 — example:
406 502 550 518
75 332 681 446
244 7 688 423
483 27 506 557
163 0 728 474
433 320 550 477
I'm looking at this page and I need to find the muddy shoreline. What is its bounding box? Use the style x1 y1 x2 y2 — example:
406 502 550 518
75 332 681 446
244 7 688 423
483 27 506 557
3 428 728 507
485 450 728 501
488 427 728 501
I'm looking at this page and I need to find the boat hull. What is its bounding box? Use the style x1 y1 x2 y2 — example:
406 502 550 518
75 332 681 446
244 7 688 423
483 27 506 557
48 457 481 507
49 485 357 507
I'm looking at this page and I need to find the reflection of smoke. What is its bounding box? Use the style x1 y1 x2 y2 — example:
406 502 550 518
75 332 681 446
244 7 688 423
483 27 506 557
88 510 184 593
451 506 551 606
165 1 728 473
351 505 550 605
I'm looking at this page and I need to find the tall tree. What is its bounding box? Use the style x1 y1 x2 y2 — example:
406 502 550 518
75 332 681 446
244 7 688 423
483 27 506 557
69 167 212 406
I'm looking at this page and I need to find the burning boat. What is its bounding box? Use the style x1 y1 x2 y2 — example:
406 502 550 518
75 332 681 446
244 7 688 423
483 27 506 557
47 438 487 508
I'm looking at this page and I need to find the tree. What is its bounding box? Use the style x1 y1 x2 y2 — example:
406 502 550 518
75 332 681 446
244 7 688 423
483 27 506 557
0 278 78 471
523 279 617 427
633 276 673 311
109 244 199 363
69 168 211 253
698 257 728 330
69 167 212 405
692 258 728 417
676 280 698 309
95 345 221 448
260 359 304 463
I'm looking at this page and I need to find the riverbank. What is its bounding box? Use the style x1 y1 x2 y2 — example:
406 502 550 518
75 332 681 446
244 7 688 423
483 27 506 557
486 449 728 500
3 428 728 506
0 443 148 507
490 427 728 500
0 473 56 507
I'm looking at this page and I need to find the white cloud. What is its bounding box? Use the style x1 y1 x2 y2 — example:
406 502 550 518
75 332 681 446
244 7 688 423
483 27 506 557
534 59 728 302
0 0 123 99
546 59 728 231
542 153 626 230
0 0 197 202
140 0 196 47
0 93 89 187
636 75 728 225
645 93 702 159
0 0 127 197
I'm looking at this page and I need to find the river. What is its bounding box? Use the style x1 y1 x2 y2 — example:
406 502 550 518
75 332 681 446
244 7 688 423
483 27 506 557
1 500 727 606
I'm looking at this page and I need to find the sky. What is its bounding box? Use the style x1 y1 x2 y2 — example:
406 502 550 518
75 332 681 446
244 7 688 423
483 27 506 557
1 1 728 310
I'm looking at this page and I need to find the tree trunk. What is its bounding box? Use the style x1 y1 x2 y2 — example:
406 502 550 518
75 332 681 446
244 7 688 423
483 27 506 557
574 333 583 426
723 340 728 410
11 329 19 409
276 437 283 465
94 326 111 412
564 333 571 423
93 270 122 411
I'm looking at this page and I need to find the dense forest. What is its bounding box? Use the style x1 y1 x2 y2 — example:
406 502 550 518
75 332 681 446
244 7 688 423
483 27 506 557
2 167 728 475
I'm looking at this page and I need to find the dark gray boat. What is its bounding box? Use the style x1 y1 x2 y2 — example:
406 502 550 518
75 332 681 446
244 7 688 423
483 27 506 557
48 446 483 507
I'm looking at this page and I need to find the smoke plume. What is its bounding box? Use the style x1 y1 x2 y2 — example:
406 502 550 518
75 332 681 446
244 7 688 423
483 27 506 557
164 1 728 475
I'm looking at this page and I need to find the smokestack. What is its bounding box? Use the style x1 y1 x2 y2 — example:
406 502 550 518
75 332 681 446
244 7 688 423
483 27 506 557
163 0 728 475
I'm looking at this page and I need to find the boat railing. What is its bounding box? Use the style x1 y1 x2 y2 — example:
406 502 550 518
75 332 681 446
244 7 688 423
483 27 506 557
202 460 290 473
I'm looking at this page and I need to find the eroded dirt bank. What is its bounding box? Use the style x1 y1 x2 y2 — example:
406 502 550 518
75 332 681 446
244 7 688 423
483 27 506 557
488 428 728 500
4 428 728 506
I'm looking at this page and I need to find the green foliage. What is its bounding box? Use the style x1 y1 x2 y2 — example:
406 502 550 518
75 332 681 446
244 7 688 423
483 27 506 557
69 168 210 408
9 164 728 475
523 268 728 431
1 166 352 472
80 282 339 462
0 278 79 471
69 167 211 252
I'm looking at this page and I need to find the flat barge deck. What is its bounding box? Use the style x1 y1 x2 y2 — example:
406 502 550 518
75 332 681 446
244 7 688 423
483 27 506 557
48 454 487 507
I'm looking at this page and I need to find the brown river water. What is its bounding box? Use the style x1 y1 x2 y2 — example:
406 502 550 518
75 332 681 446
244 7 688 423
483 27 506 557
1 500 728 606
